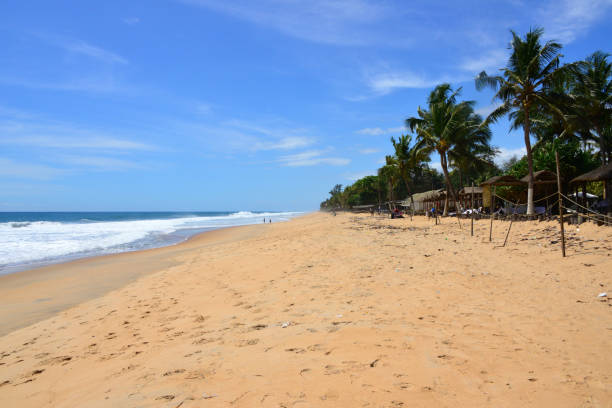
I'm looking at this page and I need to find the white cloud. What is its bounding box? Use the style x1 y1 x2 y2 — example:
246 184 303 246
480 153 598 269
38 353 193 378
278 150 350 167
179 0 395 46
366 70 468 96
0 75 124 94
0 118 159 151
123 17 140 25
358 148 379 154
345 170 374 181
1 134 156 151
37 33 128 65
475 103 502 117
356 126 404 136
495 146 526 165
460 50 507 73
63 40 128 64
540 0 612 43
257 136 314 150
0 158 66 180
59 155 144 170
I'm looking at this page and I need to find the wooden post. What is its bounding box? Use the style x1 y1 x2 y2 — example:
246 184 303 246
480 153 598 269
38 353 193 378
471 182 474 237
502 218 513 247
555 151 566 257
489 186 495 242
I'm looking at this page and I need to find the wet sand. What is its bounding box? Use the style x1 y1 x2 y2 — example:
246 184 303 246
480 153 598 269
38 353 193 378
0 212 610 407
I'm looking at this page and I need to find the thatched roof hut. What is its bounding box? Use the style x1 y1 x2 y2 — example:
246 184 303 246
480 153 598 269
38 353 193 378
520 170 558 184
570 163 612 183
458 186 483 195
480 175 525 186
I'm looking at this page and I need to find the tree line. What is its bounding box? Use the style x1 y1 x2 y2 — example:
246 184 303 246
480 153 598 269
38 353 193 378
321 28 610 215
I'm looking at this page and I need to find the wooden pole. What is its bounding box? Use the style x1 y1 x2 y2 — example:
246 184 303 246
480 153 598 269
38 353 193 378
489 186 495 242
555 151 566 257
502 218 513 247
471 182 474 237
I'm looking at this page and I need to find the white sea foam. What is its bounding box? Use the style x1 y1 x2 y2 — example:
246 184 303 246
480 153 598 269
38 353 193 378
0 211 301 272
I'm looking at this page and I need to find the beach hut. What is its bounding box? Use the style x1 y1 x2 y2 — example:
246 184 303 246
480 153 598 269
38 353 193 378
480 175 525 212
408 189 444 213
570 162 612 213
458 186 483 210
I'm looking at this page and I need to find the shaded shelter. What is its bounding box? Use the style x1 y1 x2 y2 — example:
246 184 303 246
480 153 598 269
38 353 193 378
458 186 483 210
480 175 525 212
406 189 445 213
570 162 612 211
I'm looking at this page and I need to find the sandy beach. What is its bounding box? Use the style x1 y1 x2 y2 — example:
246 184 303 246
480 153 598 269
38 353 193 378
0 212 611 407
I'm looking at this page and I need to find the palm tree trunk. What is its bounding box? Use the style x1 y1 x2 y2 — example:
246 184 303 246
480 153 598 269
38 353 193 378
524 108 535 215
439 151 457 216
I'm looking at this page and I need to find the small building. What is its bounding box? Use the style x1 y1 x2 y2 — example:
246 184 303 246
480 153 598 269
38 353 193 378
457 186 483 210
480 175 525 211
405 189 445 213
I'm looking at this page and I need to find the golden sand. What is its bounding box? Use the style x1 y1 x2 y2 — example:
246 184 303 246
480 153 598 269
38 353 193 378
0 212 610 407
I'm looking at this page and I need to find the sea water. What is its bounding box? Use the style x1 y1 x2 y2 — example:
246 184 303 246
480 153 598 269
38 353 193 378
0 211 301 274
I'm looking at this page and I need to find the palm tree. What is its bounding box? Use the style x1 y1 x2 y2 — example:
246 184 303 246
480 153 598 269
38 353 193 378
406 84 492 215
570 51 612 165
378 156 400 210
475 28 569 215
390 134 430 214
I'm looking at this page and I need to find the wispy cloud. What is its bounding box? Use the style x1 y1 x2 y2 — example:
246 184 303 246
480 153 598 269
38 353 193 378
495 146 526 165
123 17 140 25
345 170 374 181
59 155 145 171
0 116 159 152
474 103 502 117
179 0 407 46
460 50 507 73
359 70 469 97
0 74 124 94
540 0 612 43
37 33 128 65
358 148 379 154
0 158 67 180
356 126 404 136
278 150 350 167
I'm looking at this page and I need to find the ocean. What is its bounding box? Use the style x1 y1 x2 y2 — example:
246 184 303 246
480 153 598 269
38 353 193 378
0 211 301 274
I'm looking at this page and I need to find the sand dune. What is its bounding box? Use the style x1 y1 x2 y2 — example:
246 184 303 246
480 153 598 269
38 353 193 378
0 212 610 407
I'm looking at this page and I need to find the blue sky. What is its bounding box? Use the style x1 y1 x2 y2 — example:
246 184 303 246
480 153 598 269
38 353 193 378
1 0 611 211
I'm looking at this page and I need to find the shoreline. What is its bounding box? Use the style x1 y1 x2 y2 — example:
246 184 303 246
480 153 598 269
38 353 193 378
0 222 266 336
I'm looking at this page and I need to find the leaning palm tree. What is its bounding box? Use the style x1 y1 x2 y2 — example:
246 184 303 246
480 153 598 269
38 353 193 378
406 84 492 215
475 28 570 215
570 51 612 165
391 134 430 215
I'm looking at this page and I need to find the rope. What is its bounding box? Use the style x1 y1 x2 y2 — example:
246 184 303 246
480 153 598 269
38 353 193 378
561 193 612 222
533 191 559 203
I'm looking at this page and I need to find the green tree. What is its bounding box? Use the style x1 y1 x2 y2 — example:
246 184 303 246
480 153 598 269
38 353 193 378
406 84 492 215
475 28 571 215
390 134 430 213
377 156 400 210
570 51 612 165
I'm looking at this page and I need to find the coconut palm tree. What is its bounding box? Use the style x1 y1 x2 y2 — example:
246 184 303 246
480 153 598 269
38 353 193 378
378 156 400 210
406 84 492 215
570 51 612 165
390 134 430 214
475 28 570 215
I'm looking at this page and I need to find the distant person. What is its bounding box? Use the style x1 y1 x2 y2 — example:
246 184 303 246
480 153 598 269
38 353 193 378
269 218 272 223
263 217 266 223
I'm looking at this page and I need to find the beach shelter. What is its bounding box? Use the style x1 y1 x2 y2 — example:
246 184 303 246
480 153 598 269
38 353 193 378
570 162 612 210
458 186 483 210
479 175 525 211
